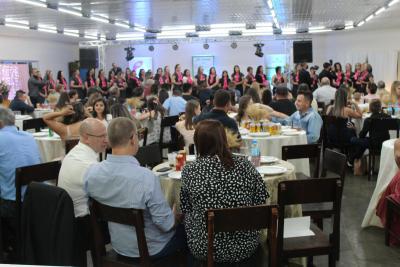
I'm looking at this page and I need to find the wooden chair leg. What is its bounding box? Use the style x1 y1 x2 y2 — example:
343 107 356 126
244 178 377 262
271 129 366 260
329 253 336 267
368 153 372 181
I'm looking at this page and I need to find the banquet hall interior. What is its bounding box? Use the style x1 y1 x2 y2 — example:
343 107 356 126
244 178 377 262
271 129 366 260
1 0 400 266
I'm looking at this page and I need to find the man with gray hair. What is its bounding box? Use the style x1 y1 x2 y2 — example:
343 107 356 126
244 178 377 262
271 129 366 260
0 107 41 257
313 77 337 106
84 117 186 261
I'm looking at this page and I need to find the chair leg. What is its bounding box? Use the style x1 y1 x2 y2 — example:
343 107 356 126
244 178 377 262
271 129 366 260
329 253 336 267
307 256 314 267
372 154 375 175
368 153 372 181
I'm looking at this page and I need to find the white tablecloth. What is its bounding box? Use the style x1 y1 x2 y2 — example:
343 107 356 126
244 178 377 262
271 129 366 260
241 131 310 176
362 139 398 228
33 108 53 118
34 134 65 162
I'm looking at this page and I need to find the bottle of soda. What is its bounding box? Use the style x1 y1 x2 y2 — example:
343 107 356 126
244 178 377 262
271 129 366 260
250 140 261 167
48 128 54 137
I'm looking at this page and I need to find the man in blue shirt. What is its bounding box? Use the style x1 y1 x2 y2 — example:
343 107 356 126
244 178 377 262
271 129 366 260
162 88 187 116
84 117 186 260
286 90 323 144
0 107 41 256
9 90 35 115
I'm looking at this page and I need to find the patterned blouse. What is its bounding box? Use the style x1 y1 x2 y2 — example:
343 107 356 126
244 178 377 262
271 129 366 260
180 155 268 263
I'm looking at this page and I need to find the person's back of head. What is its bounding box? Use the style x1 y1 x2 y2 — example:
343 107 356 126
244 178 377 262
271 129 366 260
173 88 182 96
298 83 311 93
261 89 272 105
158 89 169 104
182 83 192 94
150 84 159 96
108 117 138 154
213 89 231 109
320 77 330 87
0 107 15 128
15 90 26 100
275 86 289 99
63 102 86 125
56 92 70 110
368 83 378 94
228 81 235 90
369 100 382 115
377 81 386 90
245 88 261 103
323 62 331 70
110 103 132 120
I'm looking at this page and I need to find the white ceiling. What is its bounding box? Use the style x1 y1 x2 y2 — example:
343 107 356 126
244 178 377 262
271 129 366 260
0 0 399 42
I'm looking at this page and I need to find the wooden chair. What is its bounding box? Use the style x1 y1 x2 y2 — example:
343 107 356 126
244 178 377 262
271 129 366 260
135 144 162 168
385 195 400 246
207 205 278 267
321 149 347 183
65 138 79 154
138 127 148 146
277 178 343 267
321 115 351 154
281 143 322 178
15 160 62 259
367 118 399 180
89 198 185 267
22 118 47 132
159 115 180 155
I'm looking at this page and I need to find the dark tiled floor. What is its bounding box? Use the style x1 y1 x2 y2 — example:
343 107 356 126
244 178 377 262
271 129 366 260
312 170 400 267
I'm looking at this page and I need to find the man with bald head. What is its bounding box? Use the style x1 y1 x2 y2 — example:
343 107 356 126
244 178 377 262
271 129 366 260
58 118 108 218
313 77 337 106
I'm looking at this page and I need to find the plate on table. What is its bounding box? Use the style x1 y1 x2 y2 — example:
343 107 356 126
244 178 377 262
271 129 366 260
248 132 270 137
282 131 302 136
40 129 50 132
187 155 196 162
168 171 182 179
32 132 48 137
256 166 287 176
239 128 249 135
281 128 298 133
248 156 279 164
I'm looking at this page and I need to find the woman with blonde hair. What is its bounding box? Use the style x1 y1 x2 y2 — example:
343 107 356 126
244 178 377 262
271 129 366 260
175 100 201 149
390 80 400 106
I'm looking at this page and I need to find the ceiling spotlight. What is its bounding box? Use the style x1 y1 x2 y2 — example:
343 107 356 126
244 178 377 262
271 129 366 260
172 43 179 51
254 43 264 57
148 45 154 51
231 42 238 49
203 43 209 49
124 46 135 61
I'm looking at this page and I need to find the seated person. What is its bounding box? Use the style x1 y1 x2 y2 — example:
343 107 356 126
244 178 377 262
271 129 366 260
284 90 323 144
312 77 336 106
362 82 380 103
162 88 187 116
376 139 400 246
194 89 239 134
175 100 200 150
0 107 41 257
180 119 268 263
43 102 87 140
84 117 185 259
9 90 34 114
269 86 297 116
182 83 198 101
349 100 390 167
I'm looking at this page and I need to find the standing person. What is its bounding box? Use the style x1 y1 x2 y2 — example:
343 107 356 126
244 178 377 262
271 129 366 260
318 62 336 85
115 71 127 99
85 68 96 92
70 69 85 100
272 66 287 90
154 67 164 86
28 68 46 108
138 69 146 83
298 62 312 90
125 68 132 83
183 69 194 85
359 63 374 95
269 86 297 116
207 67 219 90
172 64 183 90
126 70 141 99
108 70 116 88
163 66 172 90
57 70 68 91
0 107 41 258
291 64 301 98
84 117 186 260
195 66 207 87
255 65 269 90
180 119 267 263
175 100 200 149
111 63 122 75
334 63 344 88
244 66 256 89
96 69 109 97
344 63 354 88
219 70 231 90
231 65 244 96
352 63 363 93
43 70 57 96
309 66 319 91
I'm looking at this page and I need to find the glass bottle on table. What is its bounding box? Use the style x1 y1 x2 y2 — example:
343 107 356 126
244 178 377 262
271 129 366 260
250 140 261 167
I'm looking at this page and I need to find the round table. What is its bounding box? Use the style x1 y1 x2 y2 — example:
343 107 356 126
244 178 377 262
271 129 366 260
362 139 398 228
241 131 310 176
153 160 302 218
34 133 65 162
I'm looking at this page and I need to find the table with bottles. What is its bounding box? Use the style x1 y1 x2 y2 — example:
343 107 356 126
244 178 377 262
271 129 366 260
240 120 310 177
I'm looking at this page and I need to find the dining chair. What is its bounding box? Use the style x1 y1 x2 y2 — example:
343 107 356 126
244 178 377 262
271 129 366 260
65 138 79 155
281 143 322 178
385 195 400 246
22 118 47 132
159 115 180 156
135 144 162 169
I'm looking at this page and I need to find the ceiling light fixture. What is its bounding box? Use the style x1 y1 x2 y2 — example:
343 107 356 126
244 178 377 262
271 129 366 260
162 25 195 31
115 22 130 29
58 7 82 17
254 43 264 57
157 35 186 39
389 0 399 7
38 28 57 34
4 23 30 30
210 23 245 29
15 0 47 8
309 29 332 33
90 15 109 24
84 35 98 40
365 14 374 22
375 7 386 15
5 18 29 25
281 28 297 35
198 32 229 38
357 20 365 27
309 26 325 31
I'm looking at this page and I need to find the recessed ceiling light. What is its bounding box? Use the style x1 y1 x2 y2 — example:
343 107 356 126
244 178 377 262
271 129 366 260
15 0 47 8
58 7 82 17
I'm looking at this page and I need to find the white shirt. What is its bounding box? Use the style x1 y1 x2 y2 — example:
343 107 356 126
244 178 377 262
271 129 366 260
58 142 98 217
313 85 337 106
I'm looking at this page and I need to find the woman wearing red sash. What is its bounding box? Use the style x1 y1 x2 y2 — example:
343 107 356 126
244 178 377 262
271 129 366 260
126 69 141 98
334 62 344 88
44 70 56 95
85 68 96 92
353 63 362 93
244 66 255 89
108 70 116 88
138 68 146 82
57 70 68 91
96 69 109 97
172 64 183 90
344 63 354 88
115 71 127 99
163 66 172 90
360 63 373 95
195 66 207 87
208 67 219 89
183 69 194 85
290 64 301 97
125 68 132 82
154 67 164 86
219 70 231 90
231 65 244 96
255 65 269 90
70 69 84 99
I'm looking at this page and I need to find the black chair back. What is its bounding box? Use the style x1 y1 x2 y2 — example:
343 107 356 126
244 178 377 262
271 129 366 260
136 144 162 168
322 115 349 151
282 143 322 178
65 138 79 154
322 149 347 182
22 118 47 132
159 116 180 153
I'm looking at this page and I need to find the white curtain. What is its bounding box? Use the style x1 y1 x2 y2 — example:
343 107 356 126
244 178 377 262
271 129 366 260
367 50 398 90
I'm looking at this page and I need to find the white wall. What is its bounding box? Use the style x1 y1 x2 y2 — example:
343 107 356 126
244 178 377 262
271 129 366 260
0 34 79 81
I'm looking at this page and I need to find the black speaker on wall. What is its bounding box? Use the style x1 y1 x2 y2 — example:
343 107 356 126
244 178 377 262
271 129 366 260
293 40 313 63
79 48 99 69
